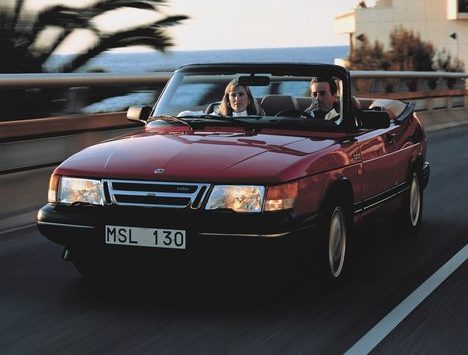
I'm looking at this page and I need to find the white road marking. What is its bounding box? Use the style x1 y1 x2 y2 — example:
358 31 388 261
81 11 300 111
345 243 468 355
0 223 36 236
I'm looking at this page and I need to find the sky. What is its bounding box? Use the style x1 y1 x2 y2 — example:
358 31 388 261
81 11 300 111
166 0 378 50
21 0 378 52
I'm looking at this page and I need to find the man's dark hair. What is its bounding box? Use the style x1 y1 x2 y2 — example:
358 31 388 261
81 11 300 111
311 77 338 95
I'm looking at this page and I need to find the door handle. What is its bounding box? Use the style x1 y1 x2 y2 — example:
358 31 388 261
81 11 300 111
340 137 357 147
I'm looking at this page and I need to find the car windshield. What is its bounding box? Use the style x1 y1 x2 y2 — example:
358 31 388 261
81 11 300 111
151 66 347 131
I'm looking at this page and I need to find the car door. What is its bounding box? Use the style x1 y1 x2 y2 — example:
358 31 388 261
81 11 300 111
354 120 408 213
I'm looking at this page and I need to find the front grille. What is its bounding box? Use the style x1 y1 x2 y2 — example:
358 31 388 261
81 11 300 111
104 179 210 209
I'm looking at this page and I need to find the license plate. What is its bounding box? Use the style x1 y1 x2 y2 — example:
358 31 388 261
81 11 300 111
105 225 186 249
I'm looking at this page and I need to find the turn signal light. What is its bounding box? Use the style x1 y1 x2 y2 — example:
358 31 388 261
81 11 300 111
264 181 298 211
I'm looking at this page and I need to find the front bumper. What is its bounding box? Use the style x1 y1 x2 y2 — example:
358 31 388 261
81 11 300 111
37 203 318 249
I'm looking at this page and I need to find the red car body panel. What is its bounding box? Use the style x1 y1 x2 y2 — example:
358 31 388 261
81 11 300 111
55 126 358 184
54 115 426 219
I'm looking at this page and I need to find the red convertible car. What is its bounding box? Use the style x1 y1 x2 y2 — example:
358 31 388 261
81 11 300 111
37 63 430 280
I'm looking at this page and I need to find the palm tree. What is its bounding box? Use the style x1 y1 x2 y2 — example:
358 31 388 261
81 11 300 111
1 0 188 73
0 0 39 73
0 0 188 119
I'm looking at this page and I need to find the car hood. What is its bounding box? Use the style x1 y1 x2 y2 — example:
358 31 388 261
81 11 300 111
56 130 351 184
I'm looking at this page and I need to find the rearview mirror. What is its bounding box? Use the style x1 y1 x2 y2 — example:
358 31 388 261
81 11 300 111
238 75 270 86
357 109 390 129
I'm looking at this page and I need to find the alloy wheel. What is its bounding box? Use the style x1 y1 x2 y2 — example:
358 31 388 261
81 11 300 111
328 206 346 278
409 173 421 227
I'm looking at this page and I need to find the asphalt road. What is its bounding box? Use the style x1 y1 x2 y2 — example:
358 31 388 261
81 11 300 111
1 126 467 355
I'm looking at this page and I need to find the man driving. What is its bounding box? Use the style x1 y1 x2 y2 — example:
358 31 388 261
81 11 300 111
305 77 341 124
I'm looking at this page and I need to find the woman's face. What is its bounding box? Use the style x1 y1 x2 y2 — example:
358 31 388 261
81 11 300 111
228 86 249 112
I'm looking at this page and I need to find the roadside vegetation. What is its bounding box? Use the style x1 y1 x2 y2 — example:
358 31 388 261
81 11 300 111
348 26 464 92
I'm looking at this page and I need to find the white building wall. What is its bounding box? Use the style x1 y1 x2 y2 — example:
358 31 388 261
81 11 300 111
336 0 468 68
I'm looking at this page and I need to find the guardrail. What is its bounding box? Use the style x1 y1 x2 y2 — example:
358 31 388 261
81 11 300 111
0 72 170 139
0 72 171 88
351 70 467 111
0 70 465 120
1 69 465 87
0 70 467 174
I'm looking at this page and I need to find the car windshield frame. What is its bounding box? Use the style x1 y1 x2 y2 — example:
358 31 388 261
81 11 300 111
152 63 355 132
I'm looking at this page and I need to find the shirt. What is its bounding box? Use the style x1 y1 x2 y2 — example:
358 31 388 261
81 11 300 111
232 110 248 117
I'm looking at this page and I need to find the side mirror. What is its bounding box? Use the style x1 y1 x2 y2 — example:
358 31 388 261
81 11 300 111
127 106 152 124
356 109 390 129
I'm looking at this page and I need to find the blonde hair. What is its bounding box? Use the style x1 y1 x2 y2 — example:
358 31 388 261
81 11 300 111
218 78 262 116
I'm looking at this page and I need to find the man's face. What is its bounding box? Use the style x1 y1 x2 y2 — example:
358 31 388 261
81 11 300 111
311 81 335 112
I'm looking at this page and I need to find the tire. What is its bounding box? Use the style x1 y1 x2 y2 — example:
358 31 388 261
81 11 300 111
395 170 423 237
317 195 349 280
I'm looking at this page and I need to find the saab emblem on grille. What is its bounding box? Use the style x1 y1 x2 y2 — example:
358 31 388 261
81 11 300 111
153 168 165 174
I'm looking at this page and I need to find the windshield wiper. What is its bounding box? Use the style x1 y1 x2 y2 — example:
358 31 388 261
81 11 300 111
154 114 266 130
178 113 263 121
150 115 192 127
193 114 265 124
264 117 340 131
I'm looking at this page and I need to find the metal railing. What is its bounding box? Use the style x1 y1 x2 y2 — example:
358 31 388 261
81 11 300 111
0 70 465 115
1 70 466 86
0 72 171 88
350 71 466 111
351 70 467 79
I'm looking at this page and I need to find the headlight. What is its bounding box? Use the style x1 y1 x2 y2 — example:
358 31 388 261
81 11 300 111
205 185 265 212
50 176 104 205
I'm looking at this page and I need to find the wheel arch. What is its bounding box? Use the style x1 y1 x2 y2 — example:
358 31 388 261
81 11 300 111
321 177 354 220
409 154 425 180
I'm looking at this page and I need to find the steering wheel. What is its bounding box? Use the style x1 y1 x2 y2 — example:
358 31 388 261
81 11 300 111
204 101 220 114
274 109 313 118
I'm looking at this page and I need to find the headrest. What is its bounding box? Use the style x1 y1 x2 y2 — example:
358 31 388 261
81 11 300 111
260 95 297 116
369 99 406 120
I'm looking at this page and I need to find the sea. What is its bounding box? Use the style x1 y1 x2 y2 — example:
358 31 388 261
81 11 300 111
48 45 348 73
48 46 349 113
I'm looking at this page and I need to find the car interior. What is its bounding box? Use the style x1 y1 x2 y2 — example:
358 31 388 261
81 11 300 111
203 95 316 116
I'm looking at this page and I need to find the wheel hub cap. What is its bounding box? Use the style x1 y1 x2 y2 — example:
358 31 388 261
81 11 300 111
329 207 346 278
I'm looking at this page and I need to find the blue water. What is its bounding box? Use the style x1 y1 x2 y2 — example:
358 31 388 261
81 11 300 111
47 46 348 73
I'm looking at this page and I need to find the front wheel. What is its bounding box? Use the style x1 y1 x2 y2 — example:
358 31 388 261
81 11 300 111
327 206 347 278
316 196 349 280
395 171 423 236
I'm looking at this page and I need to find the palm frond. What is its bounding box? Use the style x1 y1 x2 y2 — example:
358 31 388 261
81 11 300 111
34 28 75 69
30 5 92 44
11 0 25 30
94 0 166 11
62 28 173 72
151 15 189 28
2 0 188 74
35 6 88 28
116 31 173 49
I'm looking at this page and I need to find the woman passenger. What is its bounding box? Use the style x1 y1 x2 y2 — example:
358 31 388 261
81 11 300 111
217 79 263 116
